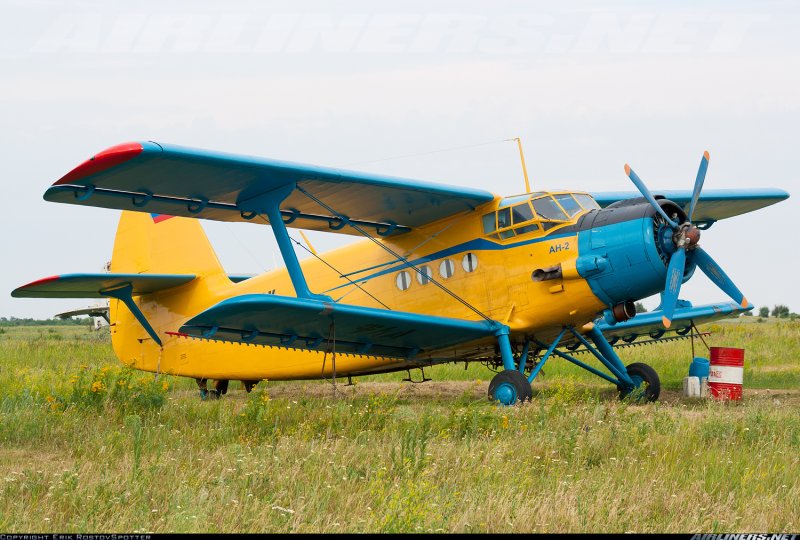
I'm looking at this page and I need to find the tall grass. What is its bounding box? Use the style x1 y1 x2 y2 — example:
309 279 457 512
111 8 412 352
0 322 797 532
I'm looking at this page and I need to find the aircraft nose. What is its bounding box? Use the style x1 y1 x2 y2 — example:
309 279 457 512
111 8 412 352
573 202 694 309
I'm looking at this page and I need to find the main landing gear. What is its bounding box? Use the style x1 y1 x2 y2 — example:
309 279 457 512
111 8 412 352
195 378 261 399
488 326 660 405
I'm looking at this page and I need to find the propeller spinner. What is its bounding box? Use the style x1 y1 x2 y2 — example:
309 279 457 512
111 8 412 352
624 152 749 328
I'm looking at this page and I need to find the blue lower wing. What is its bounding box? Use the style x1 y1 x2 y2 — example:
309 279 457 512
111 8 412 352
595 300 751 340
179 294 499 359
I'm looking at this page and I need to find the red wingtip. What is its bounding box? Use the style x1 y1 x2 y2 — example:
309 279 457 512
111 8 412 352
624 164 631 176
21 275 61 288
662 316 672 329
53 142 143 185
703 150 710 161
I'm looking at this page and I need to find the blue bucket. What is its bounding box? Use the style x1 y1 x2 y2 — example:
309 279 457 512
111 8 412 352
689 357 710 380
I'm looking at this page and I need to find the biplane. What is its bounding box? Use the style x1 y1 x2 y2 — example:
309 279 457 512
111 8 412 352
12 142 789 404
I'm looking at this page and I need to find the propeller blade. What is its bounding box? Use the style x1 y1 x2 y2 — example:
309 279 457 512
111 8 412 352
661 247 686 329
693 247 749 308
624 164 679 229
688 151 710 222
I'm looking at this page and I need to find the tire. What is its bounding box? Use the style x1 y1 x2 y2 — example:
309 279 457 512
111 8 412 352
242 380 259 393
618 362 660 402
214 379 229 396
488 370 533 405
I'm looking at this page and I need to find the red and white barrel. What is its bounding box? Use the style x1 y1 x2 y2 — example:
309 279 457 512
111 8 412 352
708 347 744 400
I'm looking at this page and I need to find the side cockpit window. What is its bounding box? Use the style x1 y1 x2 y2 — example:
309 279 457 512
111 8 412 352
511 203 533 224
482 212 496 234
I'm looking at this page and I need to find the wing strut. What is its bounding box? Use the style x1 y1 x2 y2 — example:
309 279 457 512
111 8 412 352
238 183 331 302
101 283 162 346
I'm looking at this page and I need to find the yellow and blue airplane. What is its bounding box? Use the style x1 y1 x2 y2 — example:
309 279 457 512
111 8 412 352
12 142 789 404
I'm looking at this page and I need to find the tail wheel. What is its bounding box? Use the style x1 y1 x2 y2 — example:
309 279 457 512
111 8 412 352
488 370 533 405
618 362 660 402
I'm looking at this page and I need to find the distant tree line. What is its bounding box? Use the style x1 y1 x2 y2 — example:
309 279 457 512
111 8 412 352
743 305 796 319
0 316 91 327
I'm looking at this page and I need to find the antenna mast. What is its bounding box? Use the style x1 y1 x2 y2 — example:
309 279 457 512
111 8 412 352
509 137 531 193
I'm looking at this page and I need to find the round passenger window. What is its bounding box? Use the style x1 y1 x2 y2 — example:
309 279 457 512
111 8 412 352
462 253 478 272
439 259 455 278
417 265 433 285
396 271 411 291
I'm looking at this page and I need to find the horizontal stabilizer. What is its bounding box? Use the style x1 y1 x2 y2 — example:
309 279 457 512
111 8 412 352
12 273 195 298
595 301 750 341
591 188 789 223
44 142 495 236
55 306 110 321
180 294 499 359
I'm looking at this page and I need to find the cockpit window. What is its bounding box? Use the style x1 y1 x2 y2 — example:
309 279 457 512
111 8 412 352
482 212 496 234
484 192 592 239
554 194 583 217
497 207 511 228
511 203 534 224
574 193 600 210
532 197 568 221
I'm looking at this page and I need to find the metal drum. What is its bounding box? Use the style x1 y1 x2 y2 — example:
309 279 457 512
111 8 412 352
708 347 744 400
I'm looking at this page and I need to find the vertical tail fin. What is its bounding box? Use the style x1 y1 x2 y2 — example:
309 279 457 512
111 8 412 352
110 212 225 276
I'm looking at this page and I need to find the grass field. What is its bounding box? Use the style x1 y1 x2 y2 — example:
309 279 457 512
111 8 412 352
0 318 798 533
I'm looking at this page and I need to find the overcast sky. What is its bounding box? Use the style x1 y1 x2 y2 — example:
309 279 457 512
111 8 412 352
1 0 797 319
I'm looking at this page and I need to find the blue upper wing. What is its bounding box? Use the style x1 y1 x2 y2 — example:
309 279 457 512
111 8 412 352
44 142 496 236
591 188 789 223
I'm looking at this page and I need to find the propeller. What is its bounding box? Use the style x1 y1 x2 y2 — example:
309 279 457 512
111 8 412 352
624 151 749 328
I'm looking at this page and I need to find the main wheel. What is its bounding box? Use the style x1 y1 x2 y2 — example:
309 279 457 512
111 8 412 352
208 379 229 399
618 362 660 402
488 370 533 405
241 380 259 393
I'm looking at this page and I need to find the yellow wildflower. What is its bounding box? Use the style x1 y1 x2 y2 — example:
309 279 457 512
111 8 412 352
91 381 104 393
162 382 169 391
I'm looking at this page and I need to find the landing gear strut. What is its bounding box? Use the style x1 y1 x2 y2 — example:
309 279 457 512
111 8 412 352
489 325 662 405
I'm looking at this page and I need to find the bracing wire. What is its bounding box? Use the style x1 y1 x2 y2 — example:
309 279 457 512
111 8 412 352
257 214 392 310
296 186 495 324
340 138 509 168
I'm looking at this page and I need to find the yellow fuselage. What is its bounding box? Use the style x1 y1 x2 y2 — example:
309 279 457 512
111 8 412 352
110 197 606 380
